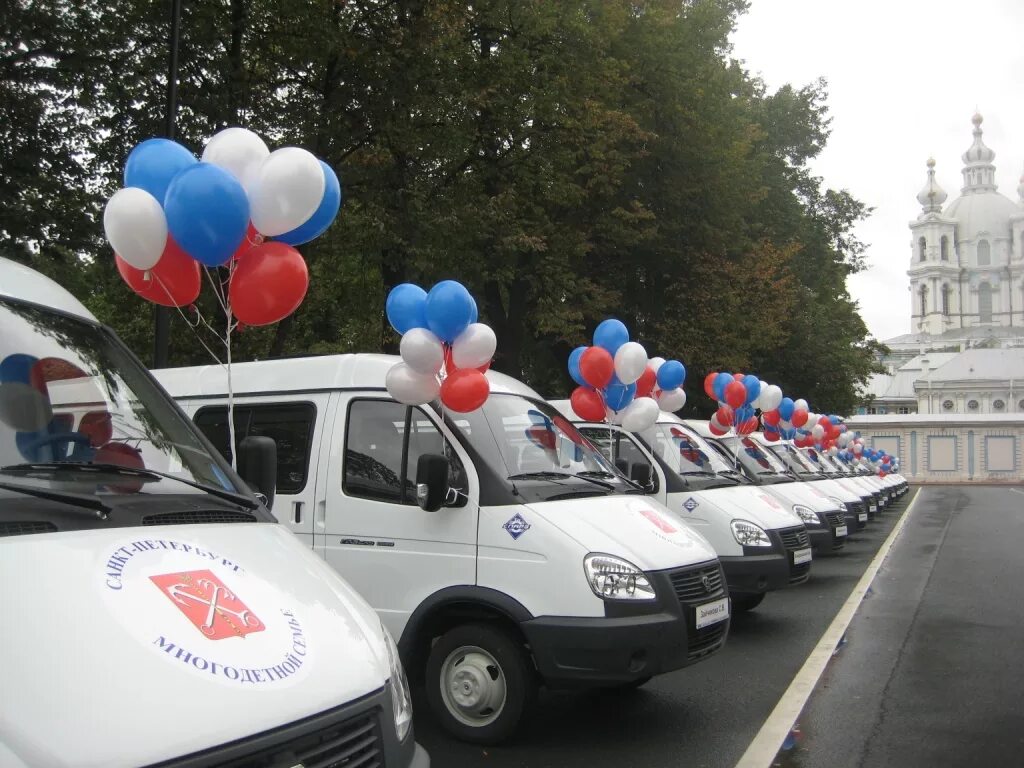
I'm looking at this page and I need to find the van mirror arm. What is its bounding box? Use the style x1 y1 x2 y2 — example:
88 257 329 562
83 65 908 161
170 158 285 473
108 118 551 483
238 436 277 511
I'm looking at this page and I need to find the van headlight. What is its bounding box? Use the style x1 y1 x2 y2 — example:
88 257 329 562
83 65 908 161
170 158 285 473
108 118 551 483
584 553 656 601
382 625 413 741
731 519 772 547
793 504 821 526
827 497 847 512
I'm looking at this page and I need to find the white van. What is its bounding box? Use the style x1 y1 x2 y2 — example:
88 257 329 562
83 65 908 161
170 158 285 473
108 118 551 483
550 402 811 613
154 356 730 744
798 446 887 517
684 421 849 555
0 258 427 768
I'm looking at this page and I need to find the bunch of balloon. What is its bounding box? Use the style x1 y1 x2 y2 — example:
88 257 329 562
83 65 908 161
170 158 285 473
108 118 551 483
566 320 687 432
384 281 496 413
104 128 342 324
704 371 782 438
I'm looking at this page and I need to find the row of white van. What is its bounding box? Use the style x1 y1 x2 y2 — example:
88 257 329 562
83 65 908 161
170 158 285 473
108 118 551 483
0 258 906 765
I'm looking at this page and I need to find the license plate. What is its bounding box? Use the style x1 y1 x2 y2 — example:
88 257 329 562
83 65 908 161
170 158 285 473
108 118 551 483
695 597 729 629
858 513 868 522
835 525 848 537
793 547 812 565
869 504 877 512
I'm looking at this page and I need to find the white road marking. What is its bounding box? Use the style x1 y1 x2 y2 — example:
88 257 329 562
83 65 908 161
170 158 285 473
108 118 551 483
732 488 923 768
1009 488 1024 497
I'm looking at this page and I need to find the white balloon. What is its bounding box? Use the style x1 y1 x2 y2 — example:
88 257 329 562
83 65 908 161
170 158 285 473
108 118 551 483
811 424 825 440
620 397 659 432
759 384 783 412
202 127 270 189
246 147 325 236
386 363 439 405
794 398 808 412
828 446 839 456
613 342 648 385
103 187 167 270
452 323 497 370
0 382 53 432
400 328 444 375
656 387 686 412
648 356 666 373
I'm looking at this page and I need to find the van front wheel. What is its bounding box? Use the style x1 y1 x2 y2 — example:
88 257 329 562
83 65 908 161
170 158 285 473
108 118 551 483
425 623 537 745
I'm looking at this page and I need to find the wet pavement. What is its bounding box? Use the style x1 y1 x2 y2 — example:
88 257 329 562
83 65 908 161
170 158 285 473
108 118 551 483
414 491 911 768
780 485 1024 768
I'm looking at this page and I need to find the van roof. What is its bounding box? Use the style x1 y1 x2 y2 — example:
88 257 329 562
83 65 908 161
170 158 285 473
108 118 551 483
682 419 713 437
0 257 96 321
153 353 545 400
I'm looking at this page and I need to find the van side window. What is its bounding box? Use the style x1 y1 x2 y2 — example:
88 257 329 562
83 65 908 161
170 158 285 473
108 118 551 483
344 400 467 506
194 403 316 493
577 427 658 492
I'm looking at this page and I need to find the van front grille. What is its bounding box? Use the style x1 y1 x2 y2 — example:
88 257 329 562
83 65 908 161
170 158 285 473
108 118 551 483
669 562 726 602
778 526 810 550
143 510 258 526
0 521 57 537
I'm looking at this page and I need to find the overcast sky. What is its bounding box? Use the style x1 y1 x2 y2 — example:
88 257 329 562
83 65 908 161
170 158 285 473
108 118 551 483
730 0 1024 342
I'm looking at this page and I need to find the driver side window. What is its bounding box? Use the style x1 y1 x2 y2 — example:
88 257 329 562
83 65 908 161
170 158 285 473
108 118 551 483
578 427 658 492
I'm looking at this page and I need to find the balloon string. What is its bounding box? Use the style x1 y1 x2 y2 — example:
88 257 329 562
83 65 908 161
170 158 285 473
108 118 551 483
152 273 226 366
224 259 238 472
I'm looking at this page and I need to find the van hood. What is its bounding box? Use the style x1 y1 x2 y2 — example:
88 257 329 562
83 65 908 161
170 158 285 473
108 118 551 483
807 478 863 503
0 524 389 768
689 485 803 530
523 495 718 571
760 481 841 512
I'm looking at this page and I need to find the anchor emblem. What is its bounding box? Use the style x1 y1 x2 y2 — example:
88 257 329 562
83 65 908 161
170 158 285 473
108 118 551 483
150 569 264 640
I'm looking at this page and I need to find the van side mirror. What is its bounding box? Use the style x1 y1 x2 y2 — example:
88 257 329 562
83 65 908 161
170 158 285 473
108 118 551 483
415 453 449 512
630 462 653 491
614 457 629 476
238 436 277 510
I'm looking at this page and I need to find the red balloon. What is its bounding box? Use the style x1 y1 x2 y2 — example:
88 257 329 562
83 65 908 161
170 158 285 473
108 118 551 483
570 386 606 421
764 430 781 442
724 380 746 408
440 369 490 413
709 421 727 436
116 237 201 308
703 372 718 399
715 406 734 426
579 347 614 389
636 366 657 398
79 410 113 447
763 409 781 426
737 416 758 436
791 409 809 427
229 242 309 326
231 222 264 262
733 373 745 381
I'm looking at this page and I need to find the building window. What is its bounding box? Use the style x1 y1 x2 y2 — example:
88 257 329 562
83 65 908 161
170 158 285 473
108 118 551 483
919 285 928 318
994 399 1006 410
943 400 954 410
940 236 949 260
968 399 979 410
1019 399 1024 410
941 284 950 315
977 239 991 266
866 407 878 415
897 406 911 414
978 282 993 323
918 237 927 262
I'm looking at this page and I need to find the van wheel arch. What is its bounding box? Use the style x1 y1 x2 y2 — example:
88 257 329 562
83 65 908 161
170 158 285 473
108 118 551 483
399 586 535 684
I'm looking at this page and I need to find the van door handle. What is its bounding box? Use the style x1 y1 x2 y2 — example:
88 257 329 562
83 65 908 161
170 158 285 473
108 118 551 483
292 501 303 524
315 500 326 530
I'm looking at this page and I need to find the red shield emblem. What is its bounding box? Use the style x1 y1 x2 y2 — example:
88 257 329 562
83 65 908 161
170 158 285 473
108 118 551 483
150 569 264 640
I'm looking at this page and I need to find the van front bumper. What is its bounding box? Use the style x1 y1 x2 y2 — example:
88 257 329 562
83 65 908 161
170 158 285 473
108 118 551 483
521 561 729 688
809 526 845 555
720 552 791 595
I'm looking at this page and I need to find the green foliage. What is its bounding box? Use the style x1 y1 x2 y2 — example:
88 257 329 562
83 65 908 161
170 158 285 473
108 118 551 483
2 0 884 413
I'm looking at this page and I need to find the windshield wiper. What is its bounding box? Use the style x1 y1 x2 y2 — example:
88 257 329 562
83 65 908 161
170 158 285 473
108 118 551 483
573 471 617 490
508 471 615 491
0 480 113 519
0 463 258 510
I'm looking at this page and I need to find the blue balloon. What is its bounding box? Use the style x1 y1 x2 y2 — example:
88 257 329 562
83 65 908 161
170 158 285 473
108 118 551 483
276 160 343 246
742 374 761 405
764 423 779 433
713 372 733 401
657 360 686 391
605 380 636 412
568 346 588 386
124 138 197 203
386 283 428 334
425 280 477 343
778 397 795 420
0 354 38 384
593 319 629 356
164 163 249 266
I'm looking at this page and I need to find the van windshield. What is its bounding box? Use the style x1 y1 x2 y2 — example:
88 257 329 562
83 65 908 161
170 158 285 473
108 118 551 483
768 443 821 477
451 393 631 492
638 423 733 476
0 297 254 524
719 435 791 479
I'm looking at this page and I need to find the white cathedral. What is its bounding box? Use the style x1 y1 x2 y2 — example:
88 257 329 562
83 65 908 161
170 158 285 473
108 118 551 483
860 113 1024 416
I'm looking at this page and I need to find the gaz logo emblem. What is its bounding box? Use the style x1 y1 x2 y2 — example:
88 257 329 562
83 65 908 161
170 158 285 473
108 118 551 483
150 569 265 641
502 513 531 540
683 497 699 512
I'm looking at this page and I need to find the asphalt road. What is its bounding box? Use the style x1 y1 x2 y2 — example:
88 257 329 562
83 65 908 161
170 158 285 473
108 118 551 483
414 491 911 768
779 485 1024 768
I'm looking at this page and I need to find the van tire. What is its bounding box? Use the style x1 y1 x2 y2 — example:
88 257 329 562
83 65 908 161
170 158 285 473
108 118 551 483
605 675 652 691
425 623 537 745
732 593 765 612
